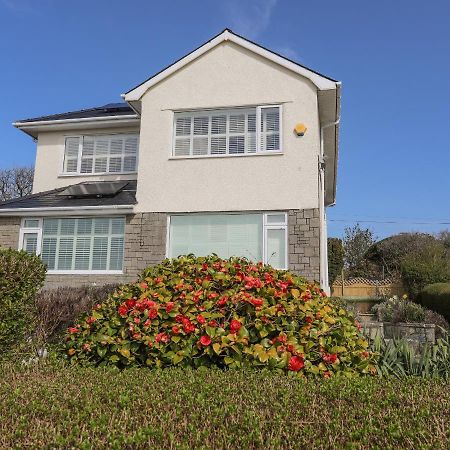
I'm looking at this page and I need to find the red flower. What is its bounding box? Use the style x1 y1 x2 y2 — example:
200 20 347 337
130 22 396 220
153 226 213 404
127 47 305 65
134 317 141 324
140 282 148 289
132 333 141 340
183 321 195 334
277 334 287 343
126 298 136 309
152 292 160 299
86 316 96 325
208 320 218 328
172 325 180 334
165 302 175 313
361 351 369 359
197 315 206 325
118 304 128 317
264 273 274 284
355 320 362 331
216 296 228 307
288 356 304 371
199 335 212 346
229 319 242 334
144 319 151 327
175 314 185 323
208 292 219 300
155 277 163 284
287 344 295 353
305 317 313 324
155 332 169 343
201 263 208 271
68 326 79 334
323 371 331 378
250 298 264 307
82 343 91 352
148 308 158 319
323 353 337 364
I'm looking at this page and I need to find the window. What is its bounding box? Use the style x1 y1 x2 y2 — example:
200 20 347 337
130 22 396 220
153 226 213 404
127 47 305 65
172 105 281 157
168 212 287 269
63 134 139 174
19 217 125 273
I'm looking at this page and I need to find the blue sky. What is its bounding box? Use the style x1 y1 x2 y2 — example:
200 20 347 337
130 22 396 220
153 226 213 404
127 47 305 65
0 0 449 239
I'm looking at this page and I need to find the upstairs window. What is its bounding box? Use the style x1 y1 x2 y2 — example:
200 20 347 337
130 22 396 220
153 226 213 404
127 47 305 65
63 134 139 174
172 105 281 157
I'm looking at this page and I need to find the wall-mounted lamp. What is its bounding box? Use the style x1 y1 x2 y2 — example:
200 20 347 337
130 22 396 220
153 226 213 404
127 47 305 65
294 123 307 136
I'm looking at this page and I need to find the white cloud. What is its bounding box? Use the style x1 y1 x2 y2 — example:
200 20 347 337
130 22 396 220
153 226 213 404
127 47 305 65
224 0 278 39
274 46 304 63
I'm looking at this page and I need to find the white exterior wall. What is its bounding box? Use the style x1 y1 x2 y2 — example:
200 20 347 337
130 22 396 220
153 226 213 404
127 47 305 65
32 125 139 193
136 41 320 213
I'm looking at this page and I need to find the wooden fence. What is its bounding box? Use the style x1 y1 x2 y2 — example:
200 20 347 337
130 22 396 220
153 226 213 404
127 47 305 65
331 277 405 298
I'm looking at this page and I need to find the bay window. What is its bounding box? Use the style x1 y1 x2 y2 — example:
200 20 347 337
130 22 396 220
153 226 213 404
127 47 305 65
168 212 287 269
19 217 125 273
173 105 281 157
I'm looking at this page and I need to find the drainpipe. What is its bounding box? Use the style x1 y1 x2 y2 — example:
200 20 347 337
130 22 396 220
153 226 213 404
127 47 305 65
319 116 340 295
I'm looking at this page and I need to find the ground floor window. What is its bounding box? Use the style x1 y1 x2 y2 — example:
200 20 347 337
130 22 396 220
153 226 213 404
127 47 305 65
19 216 125 273
168 212 287 269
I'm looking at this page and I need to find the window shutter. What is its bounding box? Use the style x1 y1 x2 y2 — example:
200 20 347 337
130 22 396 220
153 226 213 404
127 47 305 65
259 106 281 152
64 137 80 173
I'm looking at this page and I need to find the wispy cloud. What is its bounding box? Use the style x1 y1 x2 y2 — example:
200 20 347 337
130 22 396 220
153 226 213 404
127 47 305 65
1 0 37 14
274 46 304 64
224 0 278 40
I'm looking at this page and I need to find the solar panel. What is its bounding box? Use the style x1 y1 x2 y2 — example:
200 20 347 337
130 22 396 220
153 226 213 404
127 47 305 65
58 181 128 197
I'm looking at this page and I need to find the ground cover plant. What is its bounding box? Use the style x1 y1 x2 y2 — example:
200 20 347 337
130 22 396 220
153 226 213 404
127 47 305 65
1 362 449 449
65 255 376 377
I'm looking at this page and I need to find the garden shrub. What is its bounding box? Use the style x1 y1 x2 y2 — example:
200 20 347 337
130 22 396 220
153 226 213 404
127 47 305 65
372 295 426 323
65 255 376 377
419 283 450 322
34 284 119 343
0 249 46 356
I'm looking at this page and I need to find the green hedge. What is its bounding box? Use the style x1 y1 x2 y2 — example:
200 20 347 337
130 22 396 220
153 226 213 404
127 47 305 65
0 249 47 356
0 363 449 449
419 283 450 322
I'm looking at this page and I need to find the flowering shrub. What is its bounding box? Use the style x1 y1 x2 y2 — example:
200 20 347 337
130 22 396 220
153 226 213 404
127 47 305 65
65 255 376 377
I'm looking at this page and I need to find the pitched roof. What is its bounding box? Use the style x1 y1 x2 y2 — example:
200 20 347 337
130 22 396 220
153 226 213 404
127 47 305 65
0 180 136 214
15 103 135 124
124 28 339 103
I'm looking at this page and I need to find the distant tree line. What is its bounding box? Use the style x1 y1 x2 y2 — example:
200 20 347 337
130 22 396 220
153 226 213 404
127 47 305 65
328 224 450 297
0 166 34 201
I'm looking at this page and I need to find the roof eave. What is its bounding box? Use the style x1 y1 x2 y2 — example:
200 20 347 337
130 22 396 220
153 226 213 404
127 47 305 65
0 205 135 217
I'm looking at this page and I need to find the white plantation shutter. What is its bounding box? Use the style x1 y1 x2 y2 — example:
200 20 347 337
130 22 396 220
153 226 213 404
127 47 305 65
259 106 281 152
65 135 138 174
39 217 125 271
173 106 280 156
63 137 80 173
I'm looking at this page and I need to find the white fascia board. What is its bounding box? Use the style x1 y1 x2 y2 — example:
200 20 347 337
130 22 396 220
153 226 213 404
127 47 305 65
13 115 139 128
0 205 134 217
124 30 338 102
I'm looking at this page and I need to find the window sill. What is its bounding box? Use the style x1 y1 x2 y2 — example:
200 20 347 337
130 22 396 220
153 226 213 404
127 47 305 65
58 172 137 178
47 270 124 275
169 151 283 161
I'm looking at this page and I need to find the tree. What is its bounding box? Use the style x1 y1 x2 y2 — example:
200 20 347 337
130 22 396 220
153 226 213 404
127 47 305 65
342 224 376 278
0 167 34 201
327 238 344 286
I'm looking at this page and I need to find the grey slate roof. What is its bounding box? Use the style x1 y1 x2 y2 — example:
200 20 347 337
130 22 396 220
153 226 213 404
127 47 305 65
0 180 137 210
16 103 135 124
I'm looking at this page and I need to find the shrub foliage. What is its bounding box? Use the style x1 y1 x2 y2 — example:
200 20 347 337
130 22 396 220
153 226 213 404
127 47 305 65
0 249 46 355
419 283 450 322
65 255 376 377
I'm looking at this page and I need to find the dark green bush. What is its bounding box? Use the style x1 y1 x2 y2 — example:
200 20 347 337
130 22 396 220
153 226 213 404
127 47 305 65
419 283 450 322
34 284 118 343
327 237 344 285
0 363 449 449
0 249 46 356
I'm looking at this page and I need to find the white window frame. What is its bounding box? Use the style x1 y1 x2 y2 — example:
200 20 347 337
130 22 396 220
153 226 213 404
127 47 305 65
18 216 126 275
171 105 283 159
166 212 288 269
61 133 139 176
19 218 43 255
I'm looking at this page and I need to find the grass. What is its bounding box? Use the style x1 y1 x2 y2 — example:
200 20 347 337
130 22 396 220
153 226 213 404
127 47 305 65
1 362 449 449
